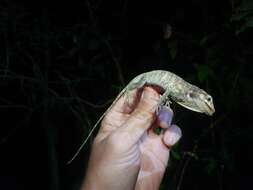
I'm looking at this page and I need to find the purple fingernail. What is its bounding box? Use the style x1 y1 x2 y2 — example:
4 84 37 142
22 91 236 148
158 106 173 127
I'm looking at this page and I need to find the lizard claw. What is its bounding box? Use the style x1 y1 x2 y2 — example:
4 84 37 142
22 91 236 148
164 100 172 108
156 100 171 115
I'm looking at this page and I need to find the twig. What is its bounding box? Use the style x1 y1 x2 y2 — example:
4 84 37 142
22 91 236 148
175 153 192 190
104 40 125 85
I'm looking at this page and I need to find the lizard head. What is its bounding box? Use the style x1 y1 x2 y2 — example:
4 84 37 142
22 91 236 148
175 86 215 116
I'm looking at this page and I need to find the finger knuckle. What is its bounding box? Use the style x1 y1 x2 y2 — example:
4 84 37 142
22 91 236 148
133 108 154 121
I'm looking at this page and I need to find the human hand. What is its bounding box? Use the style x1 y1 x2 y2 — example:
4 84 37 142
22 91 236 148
81 87 182 190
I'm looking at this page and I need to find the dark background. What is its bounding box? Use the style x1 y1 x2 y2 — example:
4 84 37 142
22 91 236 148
0 0 253 189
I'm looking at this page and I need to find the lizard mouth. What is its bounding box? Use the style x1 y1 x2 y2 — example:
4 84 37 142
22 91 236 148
204 102 215 115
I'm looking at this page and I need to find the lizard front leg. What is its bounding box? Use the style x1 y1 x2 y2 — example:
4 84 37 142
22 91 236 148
156 90 171 114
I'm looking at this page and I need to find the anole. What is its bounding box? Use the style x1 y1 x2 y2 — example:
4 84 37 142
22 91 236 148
67 70 215 164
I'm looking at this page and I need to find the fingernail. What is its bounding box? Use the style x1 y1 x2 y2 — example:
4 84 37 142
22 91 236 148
158 106 173 127
164 125 182 146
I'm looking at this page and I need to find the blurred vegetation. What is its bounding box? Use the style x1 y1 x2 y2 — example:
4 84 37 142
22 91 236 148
0 0 253 190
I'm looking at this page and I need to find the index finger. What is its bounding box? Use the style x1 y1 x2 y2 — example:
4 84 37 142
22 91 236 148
107 88 140 117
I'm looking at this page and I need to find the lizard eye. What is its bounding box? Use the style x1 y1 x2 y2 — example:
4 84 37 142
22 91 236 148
206 96 212 102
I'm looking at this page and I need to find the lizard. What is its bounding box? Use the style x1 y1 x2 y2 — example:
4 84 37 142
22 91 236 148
67 70 215 164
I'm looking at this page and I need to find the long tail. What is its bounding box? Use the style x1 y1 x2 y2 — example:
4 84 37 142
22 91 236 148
67 87 127 164
66 111 108 164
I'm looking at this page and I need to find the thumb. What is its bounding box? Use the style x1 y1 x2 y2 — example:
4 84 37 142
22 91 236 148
115 87 160 145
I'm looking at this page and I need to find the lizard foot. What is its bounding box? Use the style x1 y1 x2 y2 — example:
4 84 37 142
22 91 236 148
155 100 172 115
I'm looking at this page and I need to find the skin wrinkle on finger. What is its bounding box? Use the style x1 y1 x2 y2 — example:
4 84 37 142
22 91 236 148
132 108 155 122
138 164 165 181
142 138 169 166
109 111 154 143
140 150 167 174
136 171 163 190
119 111 154 143
102 112 128 128
137 133 170 181
99 114 126 134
